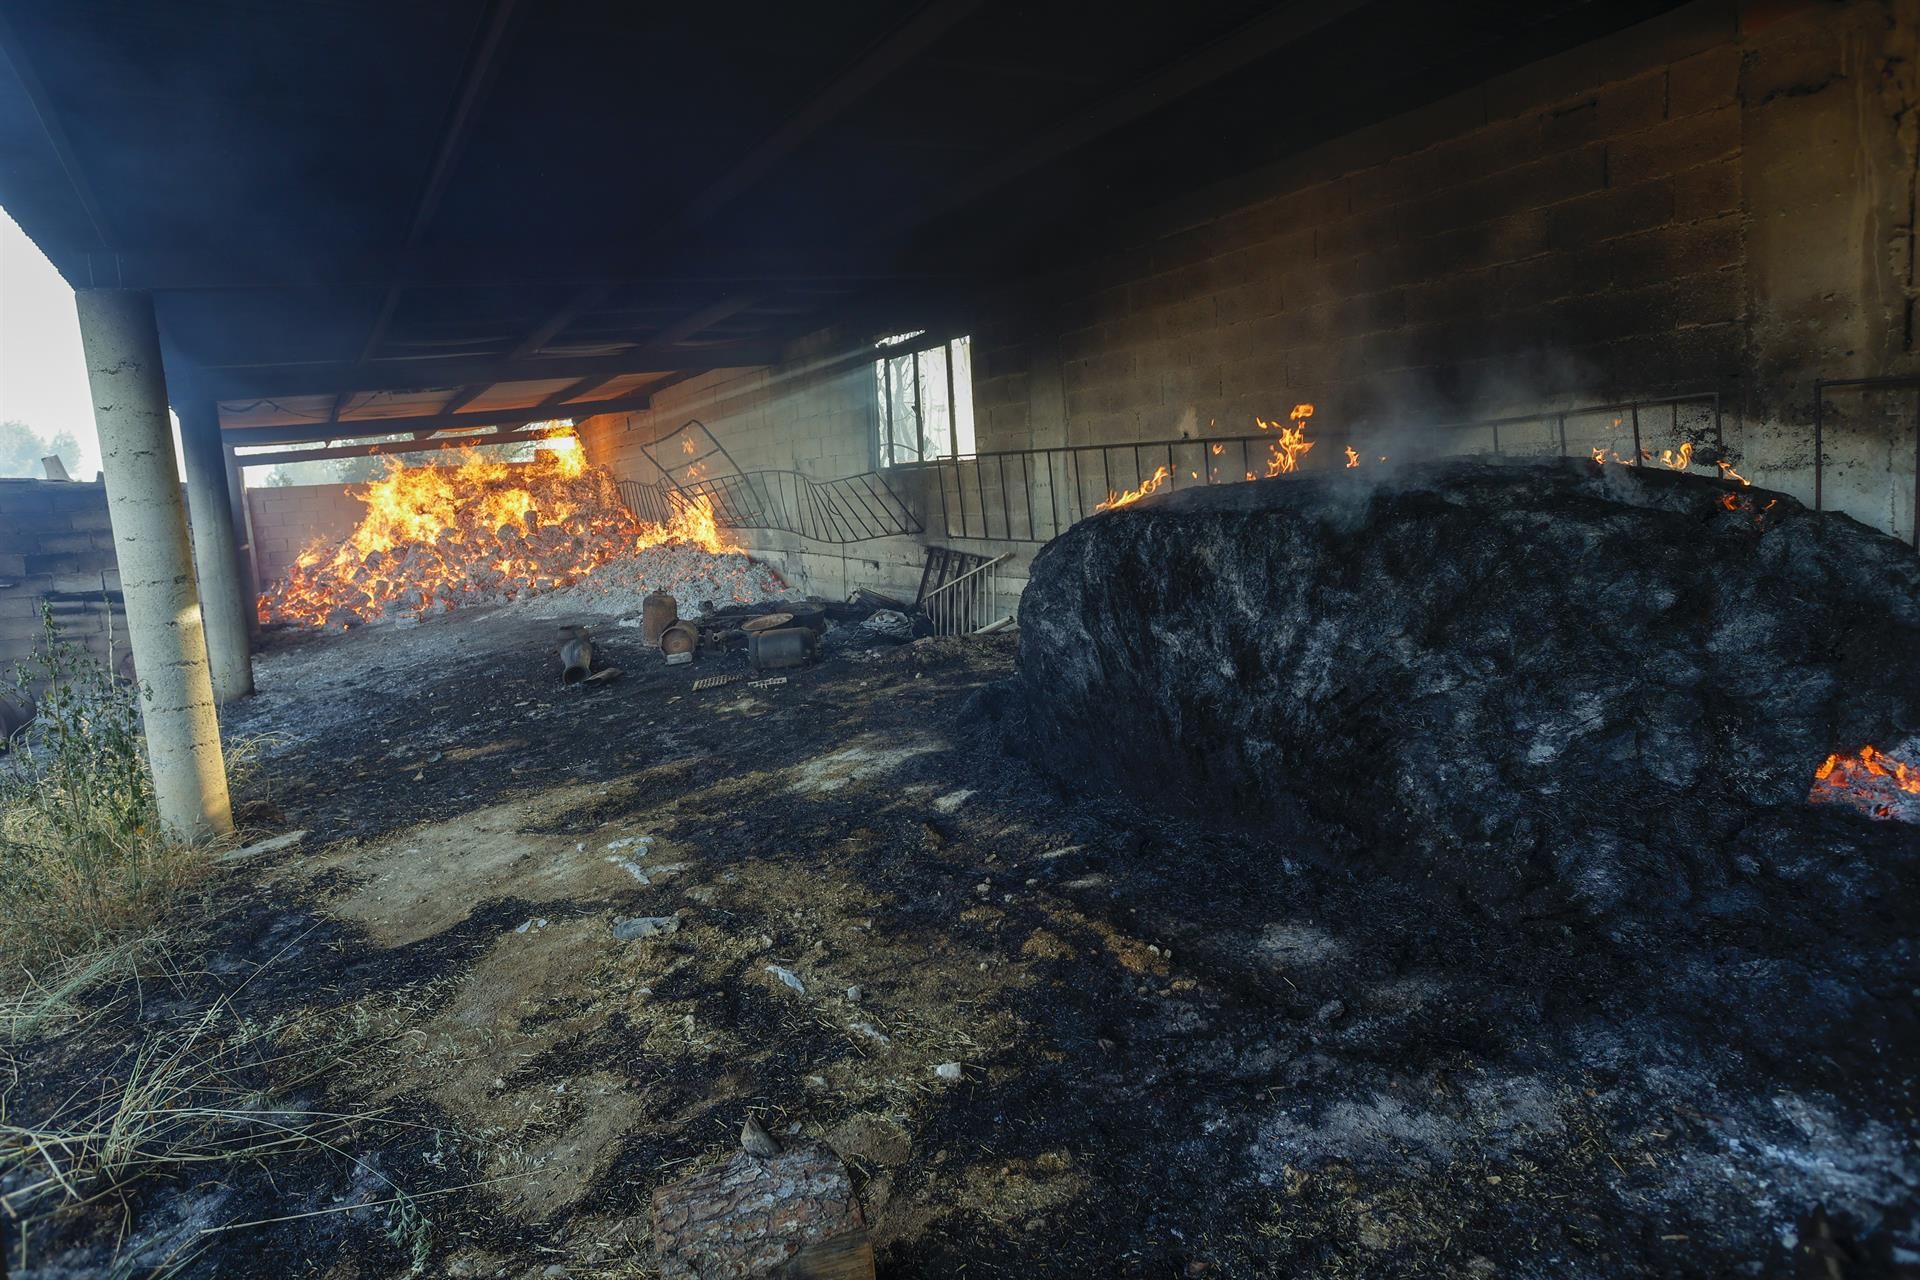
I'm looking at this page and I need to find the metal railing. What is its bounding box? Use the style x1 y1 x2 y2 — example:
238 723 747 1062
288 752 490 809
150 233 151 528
616 479 678 526
677 469 921 543
624 417 921 544
921 553 1010 636
924 392 1725 543
1813 375 1920 549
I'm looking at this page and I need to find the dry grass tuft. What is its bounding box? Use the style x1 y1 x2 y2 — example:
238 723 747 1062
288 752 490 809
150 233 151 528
0 611 202 981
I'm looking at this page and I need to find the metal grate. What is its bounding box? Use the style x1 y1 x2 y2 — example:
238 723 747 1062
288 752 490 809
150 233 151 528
924 393 1725 543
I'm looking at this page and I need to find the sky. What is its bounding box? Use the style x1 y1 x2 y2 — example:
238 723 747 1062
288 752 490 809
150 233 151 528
0 205 100 476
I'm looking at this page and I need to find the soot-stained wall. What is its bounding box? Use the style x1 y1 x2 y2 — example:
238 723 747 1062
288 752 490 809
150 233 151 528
582 0 1920 594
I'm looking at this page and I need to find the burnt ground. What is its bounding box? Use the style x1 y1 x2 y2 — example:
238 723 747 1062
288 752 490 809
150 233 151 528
3 600 1916 1279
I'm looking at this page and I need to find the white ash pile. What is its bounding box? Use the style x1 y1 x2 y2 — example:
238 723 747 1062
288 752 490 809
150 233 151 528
511 542 786 619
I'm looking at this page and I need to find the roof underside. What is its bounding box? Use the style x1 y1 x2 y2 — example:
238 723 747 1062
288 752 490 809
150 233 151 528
0 0 1688 448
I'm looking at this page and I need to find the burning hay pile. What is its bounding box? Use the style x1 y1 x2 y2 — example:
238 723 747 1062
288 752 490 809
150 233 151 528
258 443 778 628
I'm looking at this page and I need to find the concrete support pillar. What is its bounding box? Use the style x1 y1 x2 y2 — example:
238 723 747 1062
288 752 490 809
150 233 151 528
222 442 262 639
75 289 233 839
178 403 255 702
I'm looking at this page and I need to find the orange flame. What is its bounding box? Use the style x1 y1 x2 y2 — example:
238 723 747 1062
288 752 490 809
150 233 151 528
1659 442 1693 470
1257 405 1316 476
1096 464 1172 512
258 437 739 629
1211 443 1224 455
1344 446 1360 469
1717 459 1751 486
1812 745 1920 819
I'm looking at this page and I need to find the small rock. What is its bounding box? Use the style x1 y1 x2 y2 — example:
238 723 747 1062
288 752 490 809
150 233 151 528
845 985 864 1003
850 1021 891 1046
974 881 991 897
766 965 806 994
1313 998 1347 1026
740 1115 781 1158
805 1075 828 1089
605 856 650 883
612 915 678 941
933 1061 963 1082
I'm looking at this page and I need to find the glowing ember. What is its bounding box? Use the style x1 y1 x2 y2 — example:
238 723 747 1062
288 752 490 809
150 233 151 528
259 437 741 629
1811 745 1920 820
1096 464 1172 512
1344 446 1360 469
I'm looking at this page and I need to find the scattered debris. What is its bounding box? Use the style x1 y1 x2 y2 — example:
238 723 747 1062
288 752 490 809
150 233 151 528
933 789 974 813
746 676 787 690
692 674 742 691
605 857 650 883
581 666 623 686
219 829 308 863
860 609 914 641
513 917 550 934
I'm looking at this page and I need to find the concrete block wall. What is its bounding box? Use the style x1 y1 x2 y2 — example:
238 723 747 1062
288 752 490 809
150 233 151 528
965 0 1919 538
246 484 367 586
0 478 127 678
583 0 1920 601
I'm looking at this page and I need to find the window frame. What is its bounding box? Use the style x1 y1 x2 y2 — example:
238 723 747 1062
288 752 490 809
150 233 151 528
873 332 975 470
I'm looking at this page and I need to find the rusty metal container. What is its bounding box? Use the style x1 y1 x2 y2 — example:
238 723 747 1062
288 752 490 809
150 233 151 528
659 620 700 663
642 591 678 645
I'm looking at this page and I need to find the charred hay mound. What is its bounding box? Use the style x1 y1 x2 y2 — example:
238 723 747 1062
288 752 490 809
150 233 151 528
1015 459 1920 919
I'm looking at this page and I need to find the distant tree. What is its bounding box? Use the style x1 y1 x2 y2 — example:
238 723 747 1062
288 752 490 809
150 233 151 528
0 421 81 478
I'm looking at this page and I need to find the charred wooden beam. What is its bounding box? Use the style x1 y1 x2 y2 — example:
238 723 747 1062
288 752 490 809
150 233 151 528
233 424 550 470
201 342 780 402
219 387 663 446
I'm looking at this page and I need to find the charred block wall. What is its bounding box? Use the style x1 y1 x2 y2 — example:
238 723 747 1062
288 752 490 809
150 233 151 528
0 478 125 678
582 0 1920 579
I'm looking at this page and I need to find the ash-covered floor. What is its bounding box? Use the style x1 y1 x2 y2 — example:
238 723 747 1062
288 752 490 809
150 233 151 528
10 597 1916 1278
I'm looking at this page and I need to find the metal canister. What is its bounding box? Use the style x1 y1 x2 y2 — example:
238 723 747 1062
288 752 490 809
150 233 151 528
560 627 594 684
748 626 811 671
642 591 678 645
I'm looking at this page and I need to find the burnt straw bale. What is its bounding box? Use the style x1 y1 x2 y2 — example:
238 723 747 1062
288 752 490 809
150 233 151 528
1016 459 1920 918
